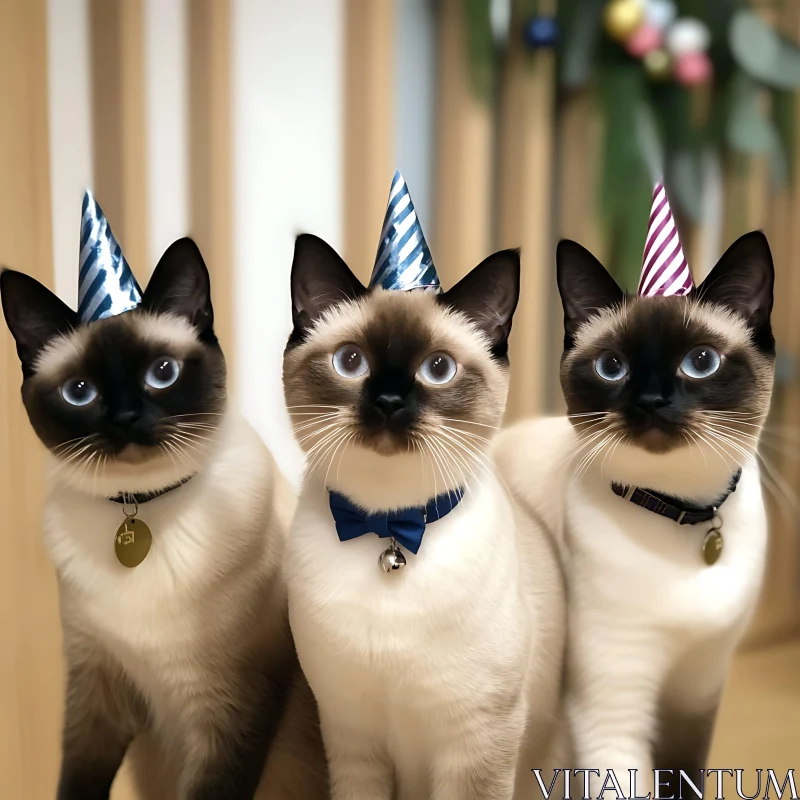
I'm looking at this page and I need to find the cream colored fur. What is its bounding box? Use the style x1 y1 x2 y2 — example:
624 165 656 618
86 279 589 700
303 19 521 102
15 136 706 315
46 411 326 798
494 416 768 795
286 438 565 800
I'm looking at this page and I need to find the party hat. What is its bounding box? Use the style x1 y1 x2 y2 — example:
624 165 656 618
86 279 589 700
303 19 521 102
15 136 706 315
637 183 694 297
78 190 142 322
369 171 441 293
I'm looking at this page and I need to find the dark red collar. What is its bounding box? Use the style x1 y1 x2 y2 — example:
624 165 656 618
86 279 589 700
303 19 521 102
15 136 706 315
610 469 742 525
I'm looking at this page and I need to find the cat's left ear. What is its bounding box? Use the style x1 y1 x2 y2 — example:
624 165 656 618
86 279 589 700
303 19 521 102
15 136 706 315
438 249 520 356
697 231 774 350
289 234 366 334
0 269 78 375
142 238 214 338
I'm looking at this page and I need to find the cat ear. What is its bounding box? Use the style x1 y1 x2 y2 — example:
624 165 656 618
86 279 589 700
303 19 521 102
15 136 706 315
290 234 366 333
556 240 623 347
142 238 214 337
697 231 774 349
0 269 78 375
438 249 520 355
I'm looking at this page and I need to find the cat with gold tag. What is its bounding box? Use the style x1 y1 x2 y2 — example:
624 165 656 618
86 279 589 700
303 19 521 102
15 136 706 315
0 191 327 799
494 185 775 800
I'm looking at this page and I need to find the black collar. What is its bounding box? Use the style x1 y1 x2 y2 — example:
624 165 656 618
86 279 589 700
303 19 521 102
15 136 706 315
610 469 742 525
108 475 194 505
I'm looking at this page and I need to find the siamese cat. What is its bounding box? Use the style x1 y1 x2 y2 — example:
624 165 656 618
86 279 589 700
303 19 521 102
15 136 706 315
0 239 327 800
282 234 565 800
494 232 775 797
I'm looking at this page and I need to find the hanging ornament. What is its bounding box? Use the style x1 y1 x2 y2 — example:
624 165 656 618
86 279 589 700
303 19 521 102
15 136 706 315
604 0 645 42
644 0 677 31
643 49 672 81
674 51 713 86
666 18 711 57
524 16 558 49
625 23 662 58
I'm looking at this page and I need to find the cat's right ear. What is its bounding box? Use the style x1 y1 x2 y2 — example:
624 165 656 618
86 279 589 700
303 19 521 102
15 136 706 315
556 240 623 348
290 234 366 336
0 270 78 375
142 237 215 340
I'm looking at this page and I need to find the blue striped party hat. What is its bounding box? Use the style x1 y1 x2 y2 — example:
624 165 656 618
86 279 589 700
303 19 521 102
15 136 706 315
78 189 142 322
369 171 440 293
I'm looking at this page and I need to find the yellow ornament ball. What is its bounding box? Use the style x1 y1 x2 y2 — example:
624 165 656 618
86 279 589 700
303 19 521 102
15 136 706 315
604 0 645 42
643 49 672 81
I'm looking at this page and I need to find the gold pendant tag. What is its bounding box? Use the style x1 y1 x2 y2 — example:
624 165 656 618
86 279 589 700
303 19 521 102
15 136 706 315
115 518 152 568
702 530 723 566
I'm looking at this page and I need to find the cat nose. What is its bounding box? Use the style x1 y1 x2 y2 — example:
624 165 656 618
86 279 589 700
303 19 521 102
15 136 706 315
636 392 668 413
110 409 140 429
374 393 405 417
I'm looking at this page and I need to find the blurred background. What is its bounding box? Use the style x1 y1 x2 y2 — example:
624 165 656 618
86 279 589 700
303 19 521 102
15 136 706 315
1 0 798 796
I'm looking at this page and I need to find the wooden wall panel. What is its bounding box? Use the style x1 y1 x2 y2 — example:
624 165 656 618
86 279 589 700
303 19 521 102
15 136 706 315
343 0 394 281
557 94 605 259
0 2 62 796
497 0 557 420
90 0 148 277
552 92 605 410
746 6 800 644
189 0 234 362
434 0 492 286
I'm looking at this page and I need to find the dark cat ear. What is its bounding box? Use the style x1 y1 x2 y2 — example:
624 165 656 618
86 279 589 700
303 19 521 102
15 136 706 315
556 240 623 348
142 237 214 338
438 249 520 356
290 234 366 334
697 231 774 351
0 269 78 375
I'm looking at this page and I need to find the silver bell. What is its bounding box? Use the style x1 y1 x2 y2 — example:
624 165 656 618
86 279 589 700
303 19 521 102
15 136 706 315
379 540 406 573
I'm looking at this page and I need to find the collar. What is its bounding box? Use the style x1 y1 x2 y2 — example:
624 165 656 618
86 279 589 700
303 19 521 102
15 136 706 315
329 488 464 555
610 469 742 525
108 475 194 506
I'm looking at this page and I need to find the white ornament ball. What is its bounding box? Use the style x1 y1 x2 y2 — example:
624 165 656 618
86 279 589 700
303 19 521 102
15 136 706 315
645 0 677 31
666 17 711 57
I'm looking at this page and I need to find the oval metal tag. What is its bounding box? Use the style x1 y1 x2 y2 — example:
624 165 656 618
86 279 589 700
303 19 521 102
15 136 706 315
114 518 152 568
702 530 723 566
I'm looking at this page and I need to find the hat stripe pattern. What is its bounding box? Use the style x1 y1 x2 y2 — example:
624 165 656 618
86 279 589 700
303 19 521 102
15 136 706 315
369 171 440 293
78 190 142 322
637 183 693 297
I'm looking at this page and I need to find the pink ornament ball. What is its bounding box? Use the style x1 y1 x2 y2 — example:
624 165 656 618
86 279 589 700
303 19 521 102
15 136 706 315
625 23 663 58
674 51 713 87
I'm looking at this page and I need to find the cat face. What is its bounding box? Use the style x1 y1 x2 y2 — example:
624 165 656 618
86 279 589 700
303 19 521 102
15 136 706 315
0 239 225 495
556 232 775 462
283 235 519 508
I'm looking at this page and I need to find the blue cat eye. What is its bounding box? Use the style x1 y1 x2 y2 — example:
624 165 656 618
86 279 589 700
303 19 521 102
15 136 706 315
145 357 181 390
680 346 721 379
333 344 369 379
594 352 629 383
61 378 98 407
419 352 457 385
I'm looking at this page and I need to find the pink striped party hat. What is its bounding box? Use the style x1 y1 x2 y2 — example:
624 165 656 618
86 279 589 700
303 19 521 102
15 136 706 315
637 183 694 297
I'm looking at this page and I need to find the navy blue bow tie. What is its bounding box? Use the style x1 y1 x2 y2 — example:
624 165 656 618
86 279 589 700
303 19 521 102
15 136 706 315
329 488 464 555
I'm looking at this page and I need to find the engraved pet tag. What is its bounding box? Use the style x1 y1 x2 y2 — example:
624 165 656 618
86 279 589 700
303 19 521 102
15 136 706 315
114 518 152 568
702 530 723 566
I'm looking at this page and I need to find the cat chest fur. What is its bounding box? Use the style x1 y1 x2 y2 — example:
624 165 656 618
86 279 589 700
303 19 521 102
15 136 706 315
287 479 532 713
41 422 282 653
567 465 767 636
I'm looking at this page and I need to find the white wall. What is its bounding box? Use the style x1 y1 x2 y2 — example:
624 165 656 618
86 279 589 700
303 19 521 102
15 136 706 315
144 0 189 273
47 0 93 305
48 0 189 296
48 0 349 484
232 0 344 484
395 0 437 239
